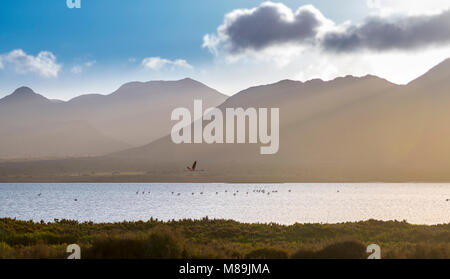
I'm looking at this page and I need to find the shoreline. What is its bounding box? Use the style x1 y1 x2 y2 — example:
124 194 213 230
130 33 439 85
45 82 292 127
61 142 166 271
1 218 448 227
1 174 449 183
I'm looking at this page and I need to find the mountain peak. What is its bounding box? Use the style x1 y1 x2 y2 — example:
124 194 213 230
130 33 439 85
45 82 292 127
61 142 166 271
179 77 195 82
12 86 35 95
408 58 450 87
0 86 50 105
177 77 204 85
110 78 224 99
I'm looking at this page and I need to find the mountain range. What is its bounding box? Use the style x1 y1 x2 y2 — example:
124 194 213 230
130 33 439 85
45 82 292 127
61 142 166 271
2 59 450 182
0 78 227 159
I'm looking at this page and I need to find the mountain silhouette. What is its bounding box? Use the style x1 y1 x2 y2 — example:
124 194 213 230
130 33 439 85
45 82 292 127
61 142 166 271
3 60 450 182
0 79 227 159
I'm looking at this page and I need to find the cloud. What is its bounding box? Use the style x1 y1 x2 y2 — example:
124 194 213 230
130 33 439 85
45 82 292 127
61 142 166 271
366 0 450 16
203 2 330 54
198 1 450 94
322 9 450 52
70 60 96 74
0 49 61 77
70 65 83 74
84 60 96 67
205 2 450 56
141 57 193 70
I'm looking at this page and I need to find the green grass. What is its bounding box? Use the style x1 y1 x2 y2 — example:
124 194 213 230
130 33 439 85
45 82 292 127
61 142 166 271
0 218 449 259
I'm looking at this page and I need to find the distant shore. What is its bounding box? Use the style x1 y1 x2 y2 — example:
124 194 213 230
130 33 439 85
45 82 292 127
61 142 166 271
1 172 450 183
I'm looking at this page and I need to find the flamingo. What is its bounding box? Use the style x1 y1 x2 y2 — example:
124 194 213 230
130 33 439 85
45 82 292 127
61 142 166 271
187 161 197 171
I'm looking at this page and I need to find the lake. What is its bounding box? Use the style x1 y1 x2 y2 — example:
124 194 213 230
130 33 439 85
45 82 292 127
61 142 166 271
0 183 449 225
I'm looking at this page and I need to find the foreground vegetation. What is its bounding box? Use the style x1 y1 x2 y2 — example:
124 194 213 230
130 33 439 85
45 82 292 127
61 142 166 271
0 218 449 259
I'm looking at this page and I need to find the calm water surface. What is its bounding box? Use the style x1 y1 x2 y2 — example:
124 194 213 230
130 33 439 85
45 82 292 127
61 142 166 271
0 183 449 225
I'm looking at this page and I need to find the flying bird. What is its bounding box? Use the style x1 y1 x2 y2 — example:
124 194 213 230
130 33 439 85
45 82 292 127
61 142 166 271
187 161 197 171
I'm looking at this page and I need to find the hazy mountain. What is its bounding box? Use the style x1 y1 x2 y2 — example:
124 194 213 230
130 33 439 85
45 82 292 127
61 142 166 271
103 58 450 182
61 78 228 146
3 59 450 182
0 79 227 159
0 87 50 106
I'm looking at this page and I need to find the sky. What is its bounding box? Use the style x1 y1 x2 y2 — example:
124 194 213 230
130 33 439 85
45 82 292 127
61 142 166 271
1 0 450 99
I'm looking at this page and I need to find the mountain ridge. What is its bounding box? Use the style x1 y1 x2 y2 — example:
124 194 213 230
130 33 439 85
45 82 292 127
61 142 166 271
0 86 51 105
2 59 450 182
0 78 227 159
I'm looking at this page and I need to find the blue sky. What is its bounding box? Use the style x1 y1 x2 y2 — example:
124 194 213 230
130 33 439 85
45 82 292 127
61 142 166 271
1 0 450 99
0 0 367 63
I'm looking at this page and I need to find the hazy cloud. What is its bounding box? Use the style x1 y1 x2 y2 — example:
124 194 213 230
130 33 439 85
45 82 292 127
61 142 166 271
203 2 329 54
141 57 193 70
323 9 450 52
84 60 96 67
0 49 61 77
70 65 83 74
70 60 96 74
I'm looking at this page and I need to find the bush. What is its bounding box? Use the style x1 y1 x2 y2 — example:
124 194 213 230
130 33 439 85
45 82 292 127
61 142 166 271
11 241 64 259
292 241 366 259
1 218 449 259
85 227 184 259
145 228 183 258
0 242 11 259
245 248 289 259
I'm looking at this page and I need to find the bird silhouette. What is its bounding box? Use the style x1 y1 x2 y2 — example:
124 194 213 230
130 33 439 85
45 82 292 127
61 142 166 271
187 161 197 171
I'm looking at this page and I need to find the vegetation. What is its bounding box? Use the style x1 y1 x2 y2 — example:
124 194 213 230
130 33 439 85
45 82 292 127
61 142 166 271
0 218 449 259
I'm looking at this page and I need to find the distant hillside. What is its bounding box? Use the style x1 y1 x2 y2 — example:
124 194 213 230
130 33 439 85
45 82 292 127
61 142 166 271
3 59 450 182
0 78 227 159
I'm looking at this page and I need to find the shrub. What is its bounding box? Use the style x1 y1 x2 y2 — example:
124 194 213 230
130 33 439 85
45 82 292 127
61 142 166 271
0 242 12 259
85 226 184 259
245 248 289 259
12 241 64 259
292 241 366 259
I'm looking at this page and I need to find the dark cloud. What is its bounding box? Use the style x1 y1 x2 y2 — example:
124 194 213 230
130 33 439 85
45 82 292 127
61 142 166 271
219 3 325 53
206 2 450 55
323 9 450 52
